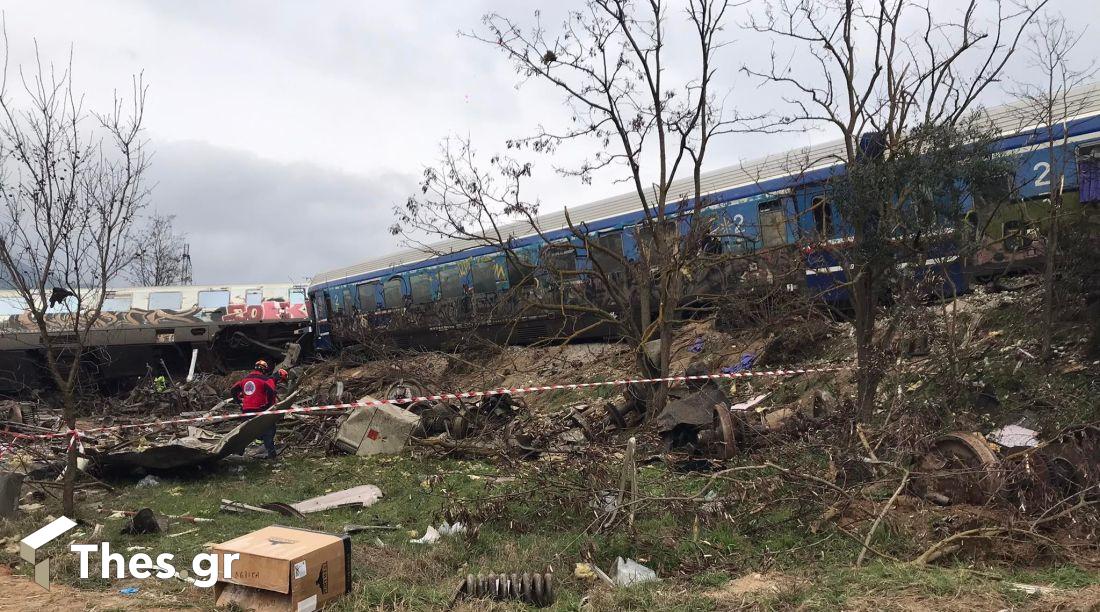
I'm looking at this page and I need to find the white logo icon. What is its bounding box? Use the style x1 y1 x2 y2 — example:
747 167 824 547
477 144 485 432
21 516 78 590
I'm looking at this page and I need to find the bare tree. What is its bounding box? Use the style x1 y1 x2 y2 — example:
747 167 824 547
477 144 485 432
744 0 1045 417
0 36 150 514
128 212 187 286
1011 15 1096 361
392 0 787 414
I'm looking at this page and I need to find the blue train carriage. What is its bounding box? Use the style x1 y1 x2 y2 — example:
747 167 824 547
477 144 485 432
967 86 1100 277
788 82 1100 301
306 141 868 351
307 82 1100 352
307 179 812 352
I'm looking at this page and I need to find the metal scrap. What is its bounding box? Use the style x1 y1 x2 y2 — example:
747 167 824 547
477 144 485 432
455 572 555 607
655 382 736 459
85 411 284 473
912 424 1100 513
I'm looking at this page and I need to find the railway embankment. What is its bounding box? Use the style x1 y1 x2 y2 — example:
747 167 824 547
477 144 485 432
1 275 1098 610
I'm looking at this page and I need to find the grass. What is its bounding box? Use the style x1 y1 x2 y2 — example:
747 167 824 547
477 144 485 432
4 448 1095 611
3 286 1098 610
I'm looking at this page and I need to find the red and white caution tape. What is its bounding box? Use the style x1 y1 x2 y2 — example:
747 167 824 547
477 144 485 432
0 364 847 446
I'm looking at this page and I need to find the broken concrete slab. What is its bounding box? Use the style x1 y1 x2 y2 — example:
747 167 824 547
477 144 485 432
335 399 420 456
291 485 382 514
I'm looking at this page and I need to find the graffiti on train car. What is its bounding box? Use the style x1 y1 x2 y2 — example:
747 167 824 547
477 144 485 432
0 299 308 333
223 301 309 323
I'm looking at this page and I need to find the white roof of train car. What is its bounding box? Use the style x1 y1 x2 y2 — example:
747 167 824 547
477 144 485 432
0 283 305 315
310 82 1100 290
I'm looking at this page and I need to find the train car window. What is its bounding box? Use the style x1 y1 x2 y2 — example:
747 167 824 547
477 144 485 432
356 282 379 312
541 246 576 274
811 197 833 237
590 232 624 271
506 250 536 287
245 289 263 306
341 288 355 313
471 261 498 293
313 292 327 318
197 290 230 310
101 294 133 312
289 288 306 305
266 287 289 301
383 277 404 308
976 171 1016 205
438 267 463 299
0 297 25 316
327 290 343 315
149 291 183 311
758 202 787 248
636 220 677 261
410 272 434 304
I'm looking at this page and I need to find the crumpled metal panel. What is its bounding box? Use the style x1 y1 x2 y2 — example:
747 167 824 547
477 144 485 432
655 387 729 432
87 412 284 473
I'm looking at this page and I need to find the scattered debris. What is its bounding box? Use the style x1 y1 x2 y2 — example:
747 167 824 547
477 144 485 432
120 508 167 535
135 475 160 488
85 410 287 474
455 572 555 607
574 562 615 587
334 400 419 455
0 472 23 518
342 524 397 535
104 509 214 523
1008 582 1061 596
912 424 1100 514
611 557 658 586
656 380 736 459
409 525 441 544
409 521 466 544
912 431 1002 505
220 499 291 517
990 424 1039 448
291 485 383 514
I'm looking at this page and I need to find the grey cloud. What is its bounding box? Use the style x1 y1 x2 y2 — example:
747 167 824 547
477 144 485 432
147 140 413 285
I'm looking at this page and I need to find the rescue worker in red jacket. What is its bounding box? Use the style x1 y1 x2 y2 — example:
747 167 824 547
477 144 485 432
230 359 279 459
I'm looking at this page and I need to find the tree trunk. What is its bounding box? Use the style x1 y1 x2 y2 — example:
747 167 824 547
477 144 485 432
1041 201 1059 361
62 402 78 516
852 269 880 418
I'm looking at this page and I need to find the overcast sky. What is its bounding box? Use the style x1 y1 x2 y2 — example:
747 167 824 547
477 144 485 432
0 0 1095 285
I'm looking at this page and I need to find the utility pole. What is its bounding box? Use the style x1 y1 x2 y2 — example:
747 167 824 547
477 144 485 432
180 244 193 285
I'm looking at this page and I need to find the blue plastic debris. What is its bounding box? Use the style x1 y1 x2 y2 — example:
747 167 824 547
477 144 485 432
119 587 139 595
721 353 756 374
689 337 705 353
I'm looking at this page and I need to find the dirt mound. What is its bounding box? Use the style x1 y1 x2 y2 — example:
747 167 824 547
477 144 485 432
0 565 183 611
705 572 805 605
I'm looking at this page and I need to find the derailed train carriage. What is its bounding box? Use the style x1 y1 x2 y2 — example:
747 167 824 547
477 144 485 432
0 284 310 392
308 84 1100 352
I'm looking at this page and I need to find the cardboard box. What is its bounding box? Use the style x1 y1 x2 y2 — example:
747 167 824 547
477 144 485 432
212 525 351 611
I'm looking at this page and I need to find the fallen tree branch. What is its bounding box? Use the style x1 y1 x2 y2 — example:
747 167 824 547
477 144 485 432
856 469 909 567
